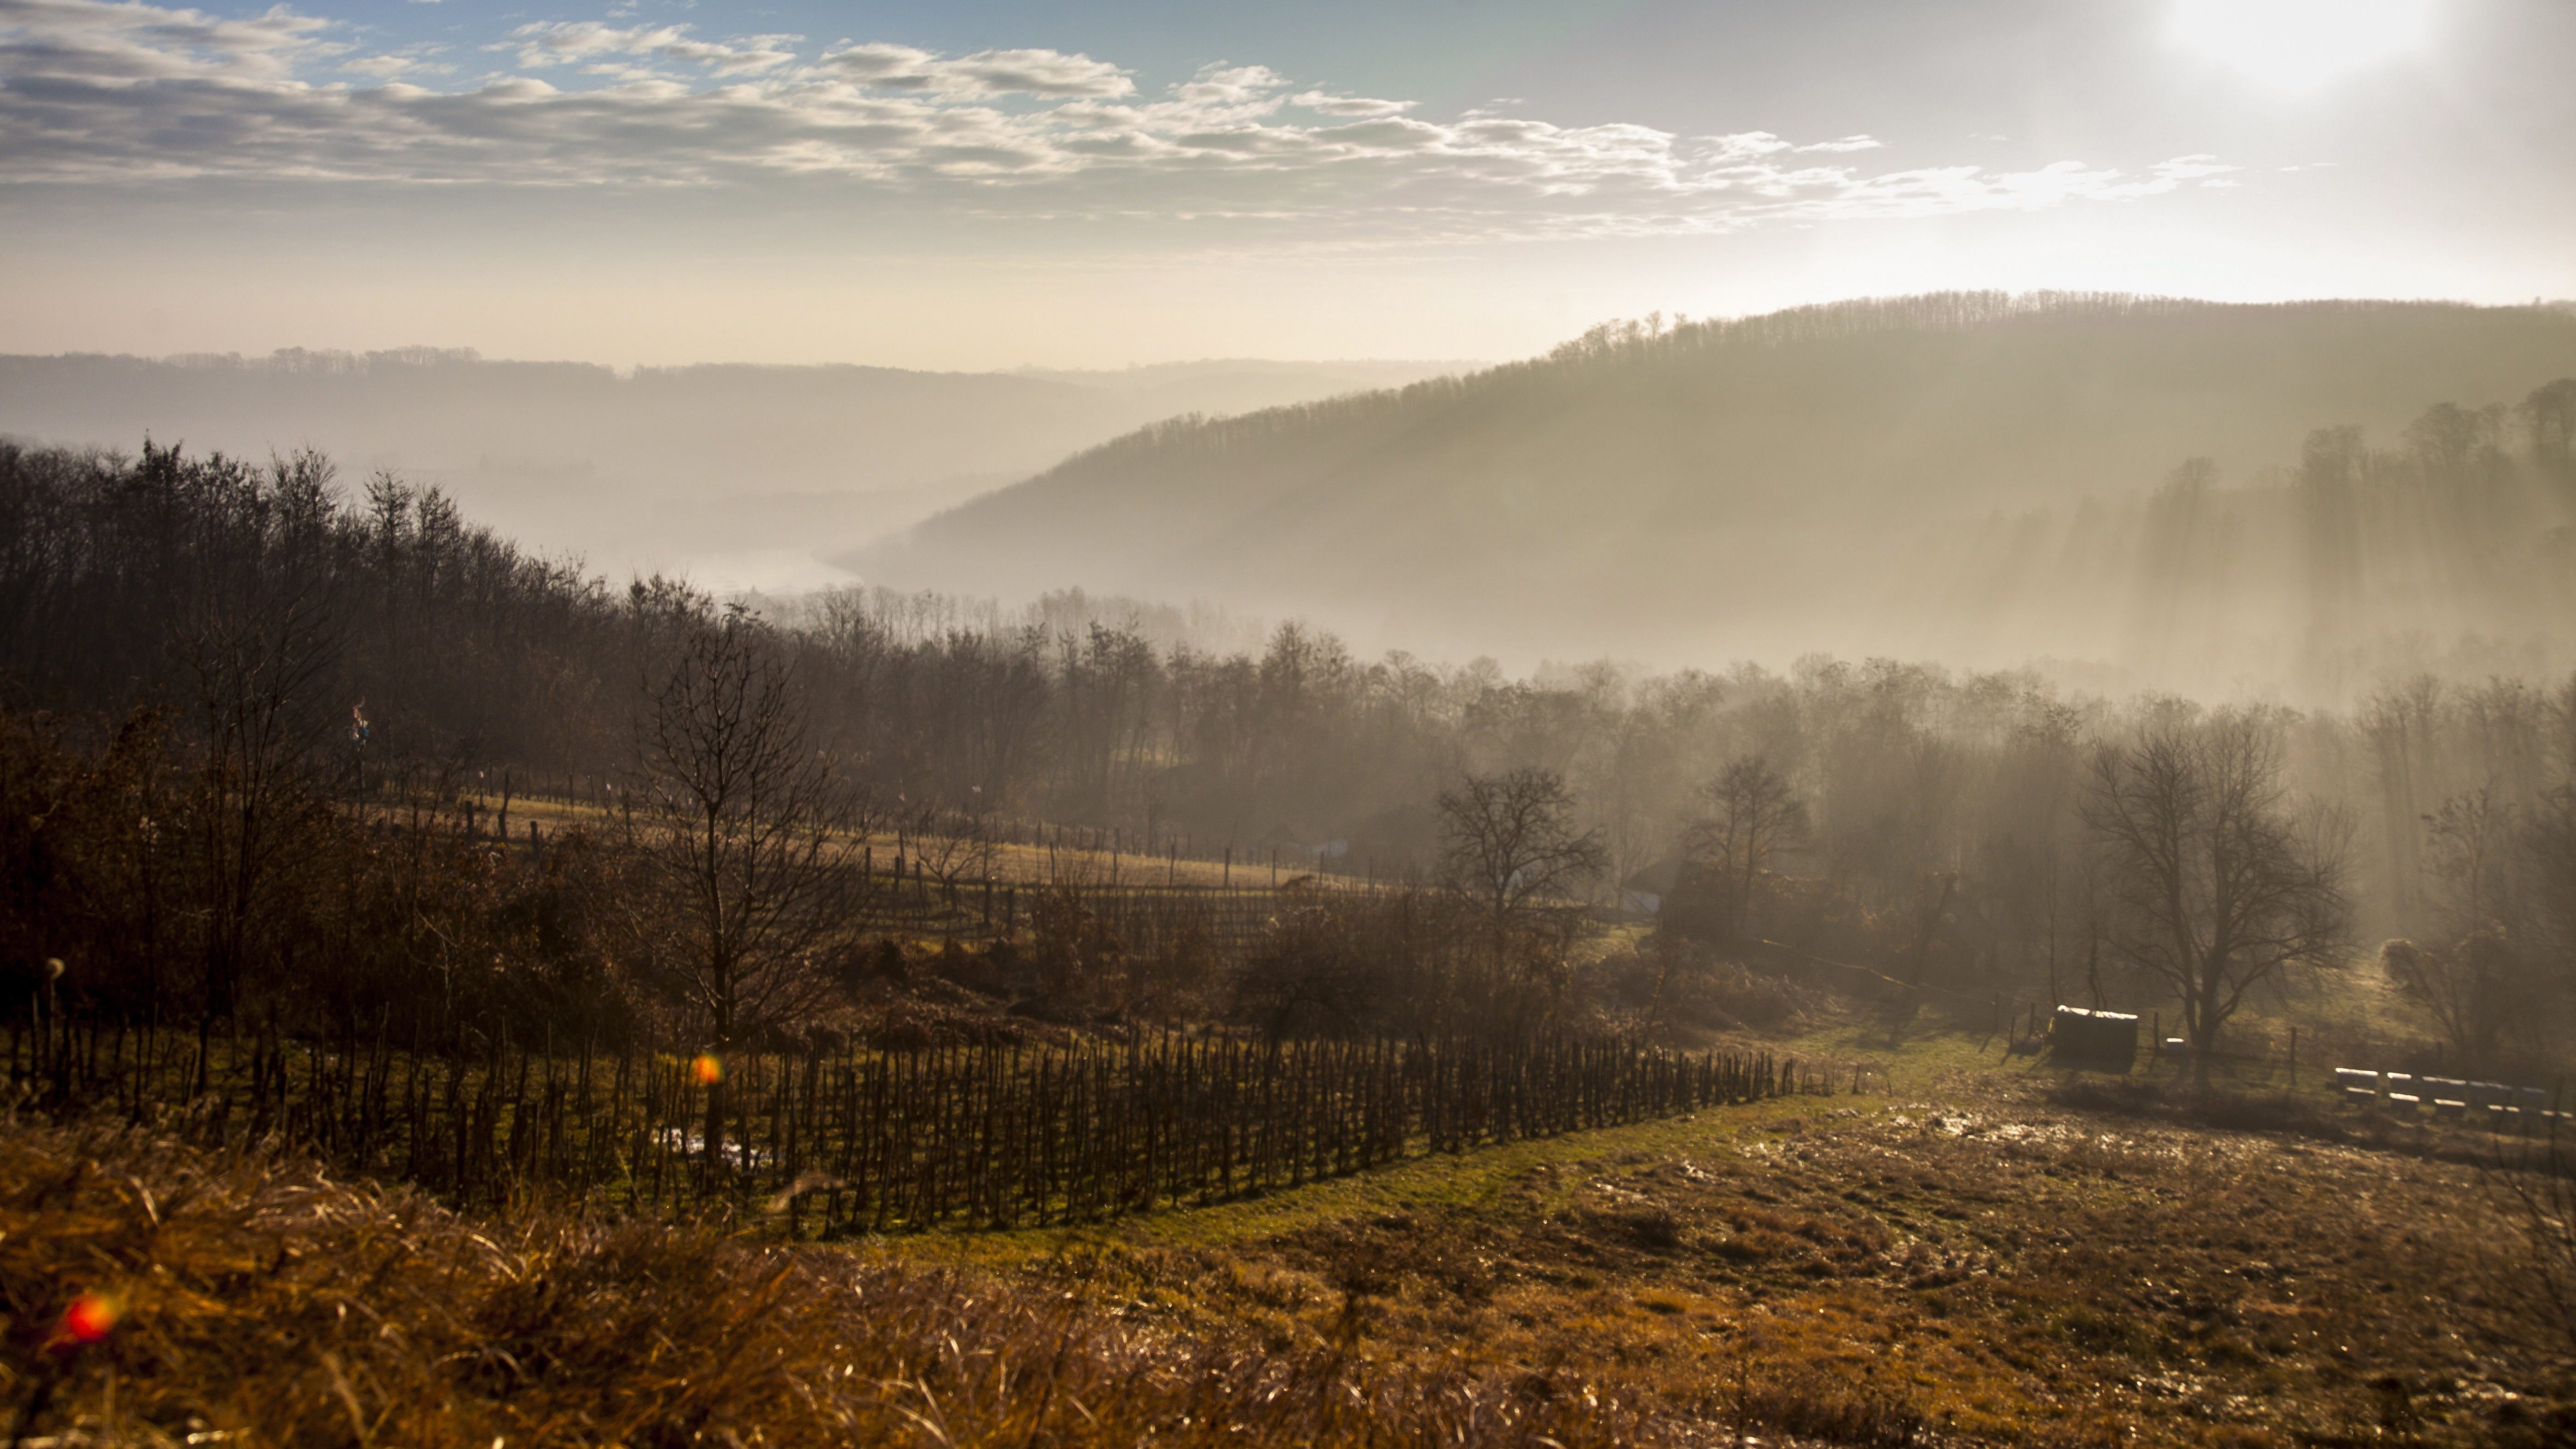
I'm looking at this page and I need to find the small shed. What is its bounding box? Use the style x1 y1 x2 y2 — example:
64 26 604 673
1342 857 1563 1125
1618 857 1683 916
2049 1006 2139 1072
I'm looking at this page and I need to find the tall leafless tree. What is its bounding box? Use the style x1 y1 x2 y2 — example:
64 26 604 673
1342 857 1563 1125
2082 712 2349 1087
2522 784 2576 1022
2381 788 2545 1067
1683 755 1809 945
1436 767 1606 927
630 605 858 1168
176 452 344 1029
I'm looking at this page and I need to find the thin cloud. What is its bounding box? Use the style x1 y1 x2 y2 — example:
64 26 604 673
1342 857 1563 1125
507 21 802 77
813 41 1132 99
0 0 2237 242
1291 90 1414 119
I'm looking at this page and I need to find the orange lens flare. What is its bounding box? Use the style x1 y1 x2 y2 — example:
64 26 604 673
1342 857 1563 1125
691 1053 723 1086
61 1291 117 1346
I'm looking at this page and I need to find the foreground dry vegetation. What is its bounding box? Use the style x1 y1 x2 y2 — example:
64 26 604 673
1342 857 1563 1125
8 1052 2571 1448
0 1117 1651 1448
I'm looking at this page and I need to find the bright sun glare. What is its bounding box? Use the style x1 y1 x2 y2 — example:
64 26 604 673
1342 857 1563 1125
2170 0 2436 90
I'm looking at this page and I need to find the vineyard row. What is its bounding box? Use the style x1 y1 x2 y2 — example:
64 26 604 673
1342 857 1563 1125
11 1019 1833 1232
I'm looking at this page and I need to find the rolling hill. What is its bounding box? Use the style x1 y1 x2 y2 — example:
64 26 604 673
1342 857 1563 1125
856 294 2576 687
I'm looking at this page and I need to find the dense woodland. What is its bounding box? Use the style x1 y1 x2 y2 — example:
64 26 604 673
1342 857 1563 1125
1 422 2574 1083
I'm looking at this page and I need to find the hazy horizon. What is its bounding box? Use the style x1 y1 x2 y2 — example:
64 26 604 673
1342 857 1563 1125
6 0 2573 685
10 291 2574 700
0 347 1475 591
5 0 2572 369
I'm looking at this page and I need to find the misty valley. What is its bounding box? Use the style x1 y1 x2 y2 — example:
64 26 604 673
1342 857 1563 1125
5 289 2576 1447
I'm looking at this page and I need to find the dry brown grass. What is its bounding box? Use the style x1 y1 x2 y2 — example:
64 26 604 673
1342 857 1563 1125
1013 1079 2576 1448
0 1116 1671 1448
13 1063 2576 1448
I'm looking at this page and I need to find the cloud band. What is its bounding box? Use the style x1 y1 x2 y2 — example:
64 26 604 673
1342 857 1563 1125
0 0 2232 239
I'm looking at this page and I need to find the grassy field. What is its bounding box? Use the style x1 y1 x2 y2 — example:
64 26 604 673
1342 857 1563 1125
8 1012 2569 1446
469 788 1361 893
894 1021 2573 1447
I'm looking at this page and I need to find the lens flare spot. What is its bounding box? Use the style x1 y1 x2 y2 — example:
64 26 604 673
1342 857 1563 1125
61 1291 117 1346
691 1053 723 1086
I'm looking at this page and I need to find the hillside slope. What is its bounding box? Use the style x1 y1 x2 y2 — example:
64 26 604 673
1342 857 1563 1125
859 295 2576 682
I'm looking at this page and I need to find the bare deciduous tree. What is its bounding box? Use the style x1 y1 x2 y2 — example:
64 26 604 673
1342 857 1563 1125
2381 788 2543 1067
900 798 996 912
1683 755 1809 945
1436 767 1607 927
177 450 344 1029
2082 712 2348 1087
2526 785 2576 977
630 605 857 1168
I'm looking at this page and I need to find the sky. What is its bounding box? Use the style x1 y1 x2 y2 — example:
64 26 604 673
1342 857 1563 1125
1 0 2570 370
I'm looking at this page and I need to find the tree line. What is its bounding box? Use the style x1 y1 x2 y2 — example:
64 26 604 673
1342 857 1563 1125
2 434 2573 1081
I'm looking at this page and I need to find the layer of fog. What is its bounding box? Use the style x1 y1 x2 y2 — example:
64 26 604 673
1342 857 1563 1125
859 296 2576 705
0 350 1472 592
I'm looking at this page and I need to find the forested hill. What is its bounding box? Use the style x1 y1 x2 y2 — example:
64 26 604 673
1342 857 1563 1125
859 295 2576 688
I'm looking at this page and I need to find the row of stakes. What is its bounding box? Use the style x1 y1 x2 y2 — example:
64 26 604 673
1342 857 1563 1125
2331 1066 2561 1127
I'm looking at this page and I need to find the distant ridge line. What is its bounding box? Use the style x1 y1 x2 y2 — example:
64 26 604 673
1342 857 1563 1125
1008 293 2576 480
